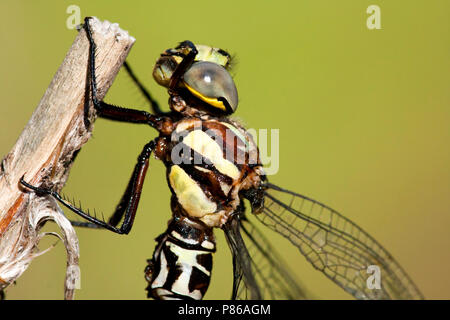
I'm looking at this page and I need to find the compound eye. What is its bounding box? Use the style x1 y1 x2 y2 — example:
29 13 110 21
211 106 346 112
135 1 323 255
183 61 238 113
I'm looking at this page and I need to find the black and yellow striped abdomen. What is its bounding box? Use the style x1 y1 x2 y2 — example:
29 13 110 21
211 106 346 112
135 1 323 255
145 214 216 300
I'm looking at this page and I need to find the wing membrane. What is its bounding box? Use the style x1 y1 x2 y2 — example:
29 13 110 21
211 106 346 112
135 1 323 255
223 210 309 300
223 217 261 300
257 183 423 300
238 216 309 299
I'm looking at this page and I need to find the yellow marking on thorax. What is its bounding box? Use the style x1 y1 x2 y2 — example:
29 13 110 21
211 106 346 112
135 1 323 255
175 118 202 133
169 165 217 217
183 130 241 180
221 122 250 150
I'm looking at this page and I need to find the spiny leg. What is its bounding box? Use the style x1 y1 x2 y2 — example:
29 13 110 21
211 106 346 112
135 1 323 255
169 40 198 90
106 140 155 228
21 140 155 235
83 17 164 129
122 61 168 115
70 220 102 229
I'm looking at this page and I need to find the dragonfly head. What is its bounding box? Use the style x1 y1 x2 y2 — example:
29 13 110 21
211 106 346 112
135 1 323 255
153 42 238 115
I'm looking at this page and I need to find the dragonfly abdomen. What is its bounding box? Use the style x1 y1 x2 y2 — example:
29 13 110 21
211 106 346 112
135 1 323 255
145 214 216 300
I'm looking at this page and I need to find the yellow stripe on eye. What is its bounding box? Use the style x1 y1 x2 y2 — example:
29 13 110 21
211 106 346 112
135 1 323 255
184 82 227 111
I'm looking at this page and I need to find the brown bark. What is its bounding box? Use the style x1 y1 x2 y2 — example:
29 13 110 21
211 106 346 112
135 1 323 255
0 17 135 299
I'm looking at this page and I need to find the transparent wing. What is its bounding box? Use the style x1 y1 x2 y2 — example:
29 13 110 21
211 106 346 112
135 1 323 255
223 217 261 300
238 215 310 300
257 183 424 300
223 210 310 300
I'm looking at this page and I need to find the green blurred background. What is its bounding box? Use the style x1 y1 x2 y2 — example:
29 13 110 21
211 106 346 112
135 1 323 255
1 0 449 299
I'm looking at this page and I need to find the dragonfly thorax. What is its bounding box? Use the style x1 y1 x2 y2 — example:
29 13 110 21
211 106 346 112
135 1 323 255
156 116 264 228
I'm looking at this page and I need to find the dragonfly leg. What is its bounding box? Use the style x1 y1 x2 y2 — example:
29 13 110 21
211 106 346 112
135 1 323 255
20 140 155 235
70 220 102 229
168 40 198 90
122 61 169 116
83 17 165 129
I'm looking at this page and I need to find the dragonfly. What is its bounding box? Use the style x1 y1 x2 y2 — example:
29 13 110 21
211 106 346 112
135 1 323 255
21 17 423 300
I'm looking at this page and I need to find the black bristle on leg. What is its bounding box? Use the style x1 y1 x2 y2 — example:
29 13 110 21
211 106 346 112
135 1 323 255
19 139 156 235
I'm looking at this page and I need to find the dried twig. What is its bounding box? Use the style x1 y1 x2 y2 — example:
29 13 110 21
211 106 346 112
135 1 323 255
0 17 135 299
